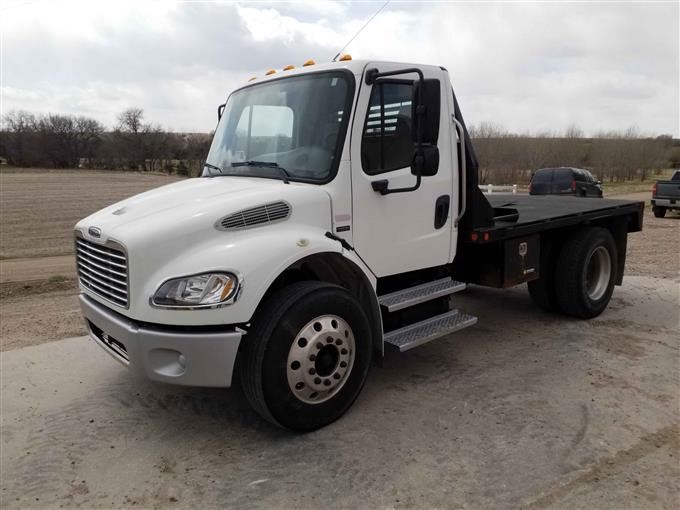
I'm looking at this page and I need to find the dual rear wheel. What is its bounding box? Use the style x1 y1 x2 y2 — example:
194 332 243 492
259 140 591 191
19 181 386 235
528 227 618 318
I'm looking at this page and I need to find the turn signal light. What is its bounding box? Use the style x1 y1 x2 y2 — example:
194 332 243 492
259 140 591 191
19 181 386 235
338 54 352 61
303 59 315 66
283 65 295 71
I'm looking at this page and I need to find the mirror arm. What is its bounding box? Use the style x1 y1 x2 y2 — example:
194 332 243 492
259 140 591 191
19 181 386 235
217 103 226 121
366 67 425 195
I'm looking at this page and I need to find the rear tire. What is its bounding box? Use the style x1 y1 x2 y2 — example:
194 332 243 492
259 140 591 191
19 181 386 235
239 281 372 432
555 227 618 318
528 239 561 312
653 206 667 218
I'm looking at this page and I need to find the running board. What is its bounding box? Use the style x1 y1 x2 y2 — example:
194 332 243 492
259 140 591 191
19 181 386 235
383 309 478 352
378 277 467 312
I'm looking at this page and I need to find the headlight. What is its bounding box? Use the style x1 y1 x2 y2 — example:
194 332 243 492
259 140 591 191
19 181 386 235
152 272 240 308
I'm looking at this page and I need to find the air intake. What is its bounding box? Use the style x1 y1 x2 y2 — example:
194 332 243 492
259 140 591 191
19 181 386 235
217 201 291 231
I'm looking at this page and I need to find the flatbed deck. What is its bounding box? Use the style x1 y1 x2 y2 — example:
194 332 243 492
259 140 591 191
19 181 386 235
472 195 644 242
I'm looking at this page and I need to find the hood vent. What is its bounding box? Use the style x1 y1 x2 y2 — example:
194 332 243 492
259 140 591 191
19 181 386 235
217 201 291 231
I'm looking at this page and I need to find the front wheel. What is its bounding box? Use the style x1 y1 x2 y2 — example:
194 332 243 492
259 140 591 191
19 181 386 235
239 281 372 431
653 205 667 218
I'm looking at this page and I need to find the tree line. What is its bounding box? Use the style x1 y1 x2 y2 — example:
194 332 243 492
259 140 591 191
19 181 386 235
1 110 678 182
0 109 211 176
469 122 679 184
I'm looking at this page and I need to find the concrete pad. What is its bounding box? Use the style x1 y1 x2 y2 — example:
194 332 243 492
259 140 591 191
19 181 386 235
1 276 678 508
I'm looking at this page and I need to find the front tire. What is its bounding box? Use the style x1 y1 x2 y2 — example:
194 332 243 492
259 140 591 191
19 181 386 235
555 227 618 318
653 205 667 218
240 281 372 432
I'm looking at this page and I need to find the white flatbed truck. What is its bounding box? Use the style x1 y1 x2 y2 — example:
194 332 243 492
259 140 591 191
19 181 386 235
75 58 644 431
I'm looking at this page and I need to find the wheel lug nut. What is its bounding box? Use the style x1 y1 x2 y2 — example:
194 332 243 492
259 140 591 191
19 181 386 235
295 382 304 390
326 337 333 343
333 373 340 380
323 379 331 386
340 361 347 368
341 348 348 355
314 377 322 384
316 343 323 349
309 354 316 361
309 368 316 375
335 339 342 346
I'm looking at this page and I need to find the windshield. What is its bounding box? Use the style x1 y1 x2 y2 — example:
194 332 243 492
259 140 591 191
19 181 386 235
204 71 353 183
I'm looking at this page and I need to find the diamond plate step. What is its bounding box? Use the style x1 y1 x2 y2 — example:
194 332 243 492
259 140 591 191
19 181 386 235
384 309 478 352
378 277 467 312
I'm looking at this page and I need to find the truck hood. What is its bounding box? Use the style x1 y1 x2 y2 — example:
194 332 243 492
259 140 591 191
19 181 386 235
75 176 332 247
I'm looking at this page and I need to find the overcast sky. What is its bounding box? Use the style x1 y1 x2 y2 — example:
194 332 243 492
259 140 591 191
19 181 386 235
1 0 678 136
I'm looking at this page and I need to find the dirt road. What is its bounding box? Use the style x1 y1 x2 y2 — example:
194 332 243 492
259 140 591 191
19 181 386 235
1 276 677 509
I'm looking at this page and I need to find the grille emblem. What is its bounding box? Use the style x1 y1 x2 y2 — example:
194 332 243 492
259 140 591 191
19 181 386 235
88 227 102 238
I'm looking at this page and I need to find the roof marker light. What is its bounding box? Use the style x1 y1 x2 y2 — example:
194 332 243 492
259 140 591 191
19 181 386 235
283 65 295 71
303 59 315 66
265 69 276 75
338 54 352 61
248 76 257 82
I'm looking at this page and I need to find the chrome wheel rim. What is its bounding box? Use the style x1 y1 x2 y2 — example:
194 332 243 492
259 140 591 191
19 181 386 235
286 315 355 405
585 246 611 301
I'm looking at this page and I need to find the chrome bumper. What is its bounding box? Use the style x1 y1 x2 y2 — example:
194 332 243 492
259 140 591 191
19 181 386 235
651 198 679 208
79 294 243 387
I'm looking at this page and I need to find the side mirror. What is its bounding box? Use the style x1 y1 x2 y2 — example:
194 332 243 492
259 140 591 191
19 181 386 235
412 145 439 177
217 103 226 121
411 79 441 144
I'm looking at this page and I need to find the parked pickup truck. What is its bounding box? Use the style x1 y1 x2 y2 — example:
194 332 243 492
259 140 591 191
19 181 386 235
75 58 644 431
651 170 680 217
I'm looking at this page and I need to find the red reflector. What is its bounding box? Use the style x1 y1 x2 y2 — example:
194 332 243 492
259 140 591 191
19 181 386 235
483 232 490 241
571 180 576 191
471 233 479 241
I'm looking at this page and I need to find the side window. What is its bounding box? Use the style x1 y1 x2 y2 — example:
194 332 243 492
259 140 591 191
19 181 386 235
361 82 414 175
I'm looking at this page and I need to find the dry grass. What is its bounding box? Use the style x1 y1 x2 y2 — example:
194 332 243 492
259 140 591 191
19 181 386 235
0 168 184 259
604 169 675 196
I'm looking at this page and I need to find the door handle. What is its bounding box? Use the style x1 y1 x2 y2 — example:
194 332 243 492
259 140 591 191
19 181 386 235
434 195 450 229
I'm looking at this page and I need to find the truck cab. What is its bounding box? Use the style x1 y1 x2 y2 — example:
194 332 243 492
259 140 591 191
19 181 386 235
75 58 643 431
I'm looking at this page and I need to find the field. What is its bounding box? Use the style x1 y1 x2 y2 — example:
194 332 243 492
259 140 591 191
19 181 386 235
0 169 183 350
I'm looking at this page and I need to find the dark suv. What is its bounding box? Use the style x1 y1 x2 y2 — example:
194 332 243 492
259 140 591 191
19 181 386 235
529 167 603 197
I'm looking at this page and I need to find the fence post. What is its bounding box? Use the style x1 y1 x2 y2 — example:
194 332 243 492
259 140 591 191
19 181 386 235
512 184 517 194
487 184 493 194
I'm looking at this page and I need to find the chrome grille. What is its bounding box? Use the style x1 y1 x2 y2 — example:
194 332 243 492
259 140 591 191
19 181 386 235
217 201 291 231
75 236 129 308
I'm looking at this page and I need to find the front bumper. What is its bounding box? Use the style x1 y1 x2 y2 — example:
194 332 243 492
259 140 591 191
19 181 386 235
651 198 679 209
79 294 243 387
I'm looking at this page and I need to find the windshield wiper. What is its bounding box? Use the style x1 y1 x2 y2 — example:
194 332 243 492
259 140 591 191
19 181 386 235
231 160 291 184
203 162 223 176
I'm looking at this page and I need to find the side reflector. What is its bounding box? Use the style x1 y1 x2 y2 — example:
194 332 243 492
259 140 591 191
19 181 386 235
303 59 315 66
265 69 276 75
338 54 352 61
283 65 295 71
471 233 478 241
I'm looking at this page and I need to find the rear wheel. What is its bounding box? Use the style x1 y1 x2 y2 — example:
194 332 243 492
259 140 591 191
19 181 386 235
653 206 667 218
555 227 618 318
240 281 372 432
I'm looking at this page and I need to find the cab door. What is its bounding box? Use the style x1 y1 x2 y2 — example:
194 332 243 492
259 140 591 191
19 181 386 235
350 64 454 277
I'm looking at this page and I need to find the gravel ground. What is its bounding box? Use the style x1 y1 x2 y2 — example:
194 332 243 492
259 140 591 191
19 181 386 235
1 276 677 509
